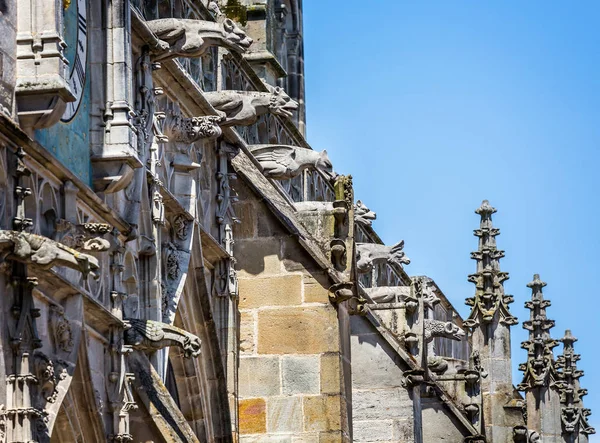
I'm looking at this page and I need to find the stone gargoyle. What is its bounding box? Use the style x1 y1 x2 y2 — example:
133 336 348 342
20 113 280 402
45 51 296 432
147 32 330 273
204 84 298 126
123 319 201 358
146 18 253 61
354 200 376 228
248 145 332 180
424 319 466 343
164 113 224 143
356 240 411 274
0 230 100 277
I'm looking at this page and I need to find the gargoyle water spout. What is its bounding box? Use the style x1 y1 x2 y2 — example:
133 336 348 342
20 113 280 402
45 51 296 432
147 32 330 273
204 85 298 126
248 145 332 180
146 18 253 61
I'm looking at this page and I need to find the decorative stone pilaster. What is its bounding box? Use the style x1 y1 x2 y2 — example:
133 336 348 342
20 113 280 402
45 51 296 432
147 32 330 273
464 200 517 442
555 330 596 441
15 0 75 131
516 274 562 441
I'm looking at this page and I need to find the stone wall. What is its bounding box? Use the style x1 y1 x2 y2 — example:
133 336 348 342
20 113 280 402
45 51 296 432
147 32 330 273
350 316 414 443
234 178 350 443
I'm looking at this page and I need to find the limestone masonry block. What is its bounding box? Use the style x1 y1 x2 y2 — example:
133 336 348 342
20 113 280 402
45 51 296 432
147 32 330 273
352 389 412 421
267 396 303 433
239 356 281 398
320 353 341 395
239 274 302 309
240 398 267 435
303 395 342 432
353 420 394 442
282 355 320 395
237 238 283 277
240 311 256 354
258 307 339 354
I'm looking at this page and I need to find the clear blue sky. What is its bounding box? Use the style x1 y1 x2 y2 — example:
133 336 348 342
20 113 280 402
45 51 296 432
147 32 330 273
304 0 600 436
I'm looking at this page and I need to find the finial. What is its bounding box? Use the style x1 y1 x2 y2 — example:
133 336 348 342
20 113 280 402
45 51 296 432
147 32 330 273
561 329 577 346
464 201 516 329
475 199 497 217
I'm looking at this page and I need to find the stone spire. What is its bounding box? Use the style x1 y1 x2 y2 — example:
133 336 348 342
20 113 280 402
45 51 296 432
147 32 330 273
516 275 562 441
517 274 558 390
555 330 596 440
464 201 517 442
464 200 517 329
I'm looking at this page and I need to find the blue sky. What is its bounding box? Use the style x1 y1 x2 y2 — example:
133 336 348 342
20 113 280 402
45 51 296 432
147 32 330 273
304 0 600 436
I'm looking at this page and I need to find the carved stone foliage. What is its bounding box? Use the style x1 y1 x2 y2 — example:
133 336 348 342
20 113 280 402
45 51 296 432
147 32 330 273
164 112 224 143
56 220 112 252
124 319 201 358
517 274 559 391
0 230 100 278
172 214 189 241
248 145 332 180
354 200 376 228
424 319 466 343
356 240 411 274
513 427 541 443
146 18 253 61
204 85 299 127
464 201 517 329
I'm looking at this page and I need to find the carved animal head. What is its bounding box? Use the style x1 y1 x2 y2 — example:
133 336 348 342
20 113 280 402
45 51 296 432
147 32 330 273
354 200 376 227
316 150 333 175
424 319 466 342
221 18 253 52
388 240 411 267
266 85 298 118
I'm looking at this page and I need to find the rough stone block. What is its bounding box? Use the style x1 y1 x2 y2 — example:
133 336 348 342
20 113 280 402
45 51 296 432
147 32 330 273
350 334 406 390
239 357 281 398
282 356 320 395
292 434 319 443
240 398 267 435
240 311 256 354
239 274 302 309
320 353 341 394
258 307 339 354
303 272 330 303
352 389 412 421
267 396 303 433
317 431 343 443
233 201 257 239
392 419 413 440
303 395 342 432
236 238 282 277
240 435 292 443
353 420 393 442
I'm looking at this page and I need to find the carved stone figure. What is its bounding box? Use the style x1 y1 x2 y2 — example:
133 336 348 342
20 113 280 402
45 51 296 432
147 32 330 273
164 113 224 143
356 240 411 274
248 145 333 180
146 18 253 61
204 85 299 126
364 286 413 305
423 319 466 343
56 220 112 252
0 230 100 277
123 319 201 358
354 200 376 227
49 305 74 353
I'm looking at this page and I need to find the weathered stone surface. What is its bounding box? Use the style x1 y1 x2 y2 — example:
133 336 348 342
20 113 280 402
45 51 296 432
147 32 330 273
320 353 341 395
303 273 330 304
303 396 342 432
267 396 303 433
353 420 393 442
236 238 283 277
239 274 301 309
258 307 339 354
239 357 281 398
350 335 406 390
240 311 256 354
240 398 267 434
282 356 320 395
352 389 412 421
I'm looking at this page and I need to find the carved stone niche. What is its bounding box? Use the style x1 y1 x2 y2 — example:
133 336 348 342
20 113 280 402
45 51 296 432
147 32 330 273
15 0 75 132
